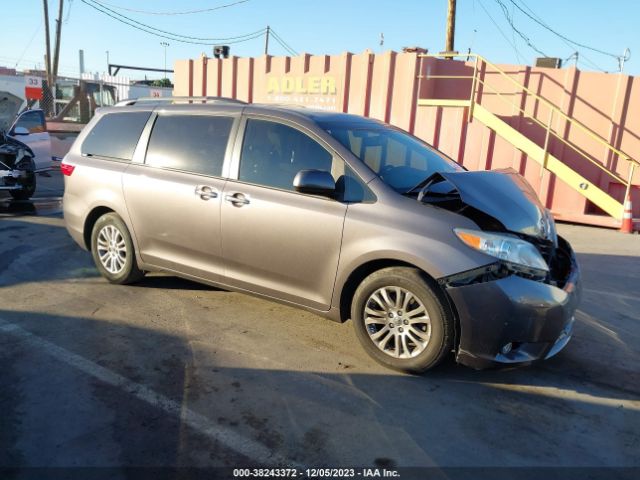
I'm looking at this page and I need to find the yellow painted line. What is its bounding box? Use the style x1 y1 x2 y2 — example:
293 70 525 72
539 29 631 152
417 99 471 108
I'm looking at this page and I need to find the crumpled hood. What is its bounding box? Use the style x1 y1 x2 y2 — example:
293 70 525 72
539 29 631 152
438 168 552 239
0 91 23 133
0 133 34 170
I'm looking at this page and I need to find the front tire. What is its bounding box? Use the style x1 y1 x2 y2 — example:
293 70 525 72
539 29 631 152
351 267 454 373
91 213 144 284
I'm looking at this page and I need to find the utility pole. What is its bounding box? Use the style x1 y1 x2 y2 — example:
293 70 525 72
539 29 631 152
52 0 64 85
106 51 110 74
445 0 457 55
264 25 270 55
42 0 52 85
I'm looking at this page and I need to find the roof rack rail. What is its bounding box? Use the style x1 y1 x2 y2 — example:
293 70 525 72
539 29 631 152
115 96 248 106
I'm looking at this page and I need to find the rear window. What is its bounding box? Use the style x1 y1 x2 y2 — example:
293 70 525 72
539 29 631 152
145 114 233 177
81 111 151 160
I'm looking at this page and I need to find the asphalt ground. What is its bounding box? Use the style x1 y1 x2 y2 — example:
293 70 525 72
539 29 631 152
0 171 639 479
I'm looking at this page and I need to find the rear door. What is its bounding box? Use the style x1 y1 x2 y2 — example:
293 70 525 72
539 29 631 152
11 110 52 171
220 117 348 310
123 111 238 282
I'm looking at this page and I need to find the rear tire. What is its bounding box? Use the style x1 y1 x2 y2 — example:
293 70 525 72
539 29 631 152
91 213 144 284
351 267 454 373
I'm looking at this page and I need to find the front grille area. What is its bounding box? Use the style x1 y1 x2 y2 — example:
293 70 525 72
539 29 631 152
515 231 574 288
534 239 557 266
530 236 572 288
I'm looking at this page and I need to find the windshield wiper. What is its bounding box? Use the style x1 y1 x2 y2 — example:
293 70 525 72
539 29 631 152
404 172 443 196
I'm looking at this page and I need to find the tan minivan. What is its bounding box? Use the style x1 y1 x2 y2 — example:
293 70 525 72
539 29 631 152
62 97 581 372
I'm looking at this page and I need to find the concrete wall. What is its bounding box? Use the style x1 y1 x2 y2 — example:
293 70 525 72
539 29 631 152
174 52 640 224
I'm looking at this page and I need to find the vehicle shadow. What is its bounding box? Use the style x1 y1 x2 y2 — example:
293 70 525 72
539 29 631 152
133 274 223 291
0 199 38 216
0 306 637 470
0 218 219 292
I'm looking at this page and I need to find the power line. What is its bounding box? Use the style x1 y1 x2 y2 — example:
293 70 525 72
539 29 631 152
81 0 265 45
508 0 619 59
14 24 42 68
269 29 298 56
95 0 250 16
493 0 547 57
476 0 525 63
271 35 296 56
87 0 265 42
64 0 74 23
513 0 607 71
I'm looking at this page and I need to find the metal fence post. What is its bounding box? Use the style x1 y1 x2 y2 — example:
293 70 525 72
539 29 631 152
542 108 555 176
468 55 479 121
416 56 425 105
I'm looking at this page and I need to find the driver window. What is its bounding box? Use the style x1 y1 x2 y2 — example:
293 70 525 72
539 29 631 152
239 119 335 191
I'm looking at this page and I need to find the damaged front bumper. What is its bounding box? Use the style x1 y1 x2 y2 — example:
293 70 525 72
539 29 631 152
1 137 35 193
444 236 581 369
0 168 31 190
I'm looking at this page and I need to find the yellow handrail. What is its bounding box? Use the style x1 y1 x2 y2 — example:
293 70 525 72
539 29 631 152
477 77 628 185
418 52 640 169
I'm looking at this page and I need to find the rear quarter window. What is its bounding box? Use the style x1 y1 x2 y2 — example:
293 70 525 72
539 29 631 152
81 111 151 160
145 114 233 177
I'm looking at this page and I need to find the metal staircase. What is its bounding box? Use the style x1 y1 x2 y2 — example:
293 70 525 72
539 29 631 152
416 53 638 227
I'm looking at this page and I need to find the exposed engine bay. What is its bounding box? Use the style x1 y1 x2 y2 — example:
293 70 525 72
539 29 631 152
0 130 36 200
410 169 574 288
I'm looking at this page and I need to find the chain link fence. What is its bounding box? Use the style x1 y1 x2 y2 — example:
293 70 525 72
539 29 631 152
33 74 172 125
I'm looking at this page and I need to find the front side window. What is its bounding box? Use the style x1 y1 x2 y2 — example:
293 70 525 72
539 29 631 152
145 115 233 177
319 120 462 192
14 111 46 134
239 119 334 191
81 111 151 161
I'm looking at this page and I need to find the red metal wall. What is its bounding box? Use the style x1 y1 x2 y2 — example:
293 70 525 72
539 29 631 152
174 52 640 224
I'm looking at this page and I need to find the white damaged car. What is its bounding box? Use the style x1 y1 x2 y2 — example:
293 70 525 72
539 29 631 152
0 91 53 199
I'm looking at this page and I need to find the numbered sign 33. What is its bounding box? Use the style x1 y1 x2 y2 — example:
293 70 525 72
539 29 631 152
25 76 44 100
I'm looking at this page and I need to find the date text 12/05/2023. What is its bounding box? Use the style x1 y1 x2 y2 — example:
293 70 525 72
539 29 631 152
232 468 400 478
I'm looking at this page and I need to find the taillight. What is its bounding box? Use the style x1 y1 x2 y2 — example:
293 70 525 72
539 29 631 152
60 161 75 176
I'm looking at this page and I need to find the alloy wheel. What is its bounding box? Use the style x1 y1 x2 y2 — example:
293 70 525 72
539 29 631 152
96 224 127 274
363 286 432 359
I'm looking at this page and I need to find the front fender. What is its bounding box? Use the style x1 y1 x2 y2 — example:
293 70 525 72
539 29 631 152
331 202 494 310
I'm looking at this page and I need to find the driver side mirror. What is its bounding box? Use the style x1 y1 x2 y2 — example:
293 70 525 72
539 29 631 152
13 126 29 136
293 169 336 198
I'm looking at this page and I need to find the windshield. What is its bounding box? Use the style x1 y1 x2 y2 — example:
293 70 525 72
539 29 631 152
319 120 462 192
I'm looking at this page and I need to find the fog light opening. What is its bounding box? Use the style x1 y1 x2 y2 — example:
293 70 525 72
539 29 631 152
501 343 513 355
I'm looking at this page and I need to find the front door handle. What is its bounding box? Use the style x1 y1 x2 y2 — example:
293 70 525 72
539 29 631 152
195 185 218 200
224 192 251 206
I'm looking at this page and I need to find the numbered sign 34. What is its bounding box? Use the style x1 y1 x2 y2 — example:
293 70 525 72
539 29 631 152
25 76 43 100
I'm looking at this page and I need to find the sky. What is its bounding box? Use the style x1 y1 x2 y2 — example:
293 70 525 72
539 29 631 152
0 0 638 81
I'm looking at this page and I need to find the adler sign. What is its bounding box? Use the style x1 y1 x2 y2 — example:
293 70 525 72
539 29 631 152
266 76 337 95
265 75 339 111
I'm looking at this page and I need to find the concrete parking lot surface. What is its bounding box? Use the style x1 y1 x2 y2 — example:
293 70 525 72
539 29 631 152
1 172 639 475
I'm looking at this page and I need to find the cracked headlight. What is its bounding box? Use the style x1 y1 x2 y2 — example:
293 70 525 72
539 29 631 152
454 228 549 274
